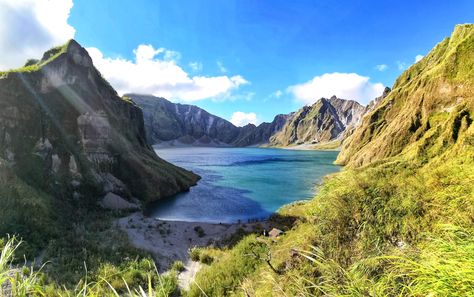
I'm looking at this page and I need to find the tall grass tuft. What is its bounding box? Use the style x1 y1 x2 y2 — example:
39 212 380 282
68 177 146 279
0 237 179 296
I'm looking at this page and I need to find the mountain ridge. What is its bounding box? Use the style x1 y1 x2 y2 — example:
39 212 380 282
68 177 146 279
269 96 367 147
129 93 375 149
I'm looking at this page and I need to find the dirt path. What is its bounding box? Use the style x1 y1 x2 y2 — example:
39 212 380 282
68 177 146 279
178 260 202 290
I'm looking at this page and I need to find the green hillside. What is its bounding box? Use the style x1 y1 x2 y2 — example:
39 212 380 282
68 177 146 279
187 24 474 297
0 24 472 297
337 24 474 167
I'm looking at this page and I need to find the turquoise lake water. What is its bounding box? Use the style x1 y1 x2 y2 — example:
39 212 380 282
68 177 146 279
149 147 340 223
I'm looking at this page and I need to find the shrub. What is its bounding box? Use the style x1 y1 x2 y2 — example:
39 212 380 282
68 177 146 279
194 226 206 237
171 260 185 272
189 247 201 261
199 253 214 265
189 235 264 296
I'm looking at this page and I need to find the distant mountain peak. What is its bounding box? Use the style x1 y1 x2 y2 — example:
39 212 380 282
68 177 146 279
131 91 385 149
269 96 368 147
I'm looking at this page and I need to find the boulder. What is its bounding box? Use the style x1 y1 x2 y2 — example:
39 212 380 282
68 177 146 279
100 192 139 210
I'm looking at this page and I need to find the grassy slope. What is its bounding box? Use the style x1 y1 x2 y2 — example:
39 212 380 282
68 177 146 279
188 24 474 297
189 109 474 297
336 24 473 167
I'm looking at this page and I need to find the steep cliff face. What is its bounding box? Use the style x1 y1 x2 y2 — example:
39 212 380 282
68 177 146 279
231 114 292 146
129 94 240 146
0 40 199 203
366 86 391 112
130 94 292 147
339 87 391 146
132 94 369 149
337 24 474 167
269 96 367 147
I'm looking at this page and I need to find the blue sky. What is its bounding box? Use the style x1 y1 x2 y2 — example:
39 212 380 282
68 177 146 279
1 0 473 125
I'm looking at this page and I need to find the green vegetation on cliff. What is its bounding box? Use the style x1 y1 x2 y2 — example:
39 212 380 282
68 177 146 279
187 24 474 296
336 24 474 167
0 23 472 297
0 39 199 293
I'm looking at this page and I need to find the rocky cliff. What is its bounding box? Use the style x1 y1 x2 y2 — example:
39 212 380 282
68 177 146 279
337 24 474 167
0 40 199 204
232 114 292 146
129 94 240 146
129 94 292 147
131 94 370 149
269 96 367 147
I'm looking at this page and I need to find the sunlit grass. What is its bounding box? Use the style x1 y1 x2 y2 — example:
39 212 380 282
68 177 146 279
0 237 179 296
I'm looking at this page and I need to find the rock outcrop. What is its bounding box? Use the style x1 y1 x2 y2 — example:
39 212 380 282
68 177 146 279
231 114 292 146
0 40 199 204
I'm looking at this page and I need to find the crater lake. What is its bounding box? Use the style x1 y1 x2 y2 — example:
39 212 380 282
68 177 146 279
149 147 340 223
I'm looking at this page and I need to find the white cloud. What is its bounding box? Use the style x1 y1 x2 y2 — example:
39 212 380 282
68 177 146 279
263 90 284 102
217 61 227 73
396 54 424 71
0 0 75 70
230 111 258 127
189 61 202 72
375 64 388 71
274 90 283 97
288 72 385 105
87 45 249 102
397 61 408 70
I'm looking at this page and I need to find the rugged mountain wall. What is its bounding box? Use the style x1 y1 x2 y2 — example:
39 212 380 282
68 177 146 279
131 94 369 148
337 24 474 167
0 40 199 204
129 94 292 147
339 87 391 146
231 114 292 146
129 94 240 146
366 86 391 111
269 96 367 147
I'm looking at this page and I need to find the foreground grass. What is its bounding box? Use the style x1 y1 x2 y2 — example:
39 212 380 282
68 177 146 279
0 237 180 297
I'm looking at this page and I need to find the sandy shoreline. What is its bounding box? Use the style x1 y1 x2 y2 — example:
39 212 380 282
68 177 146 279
116 212 271 289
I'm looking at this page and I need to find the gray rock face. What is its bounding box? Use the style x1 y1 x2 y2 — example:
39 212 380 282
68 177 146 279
130 94 240 145
131 94 376 149
232 114 293 146
129 94 292 147
100 192 139 210
0 40 199 203
366 87 391 112
339 87 392 144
